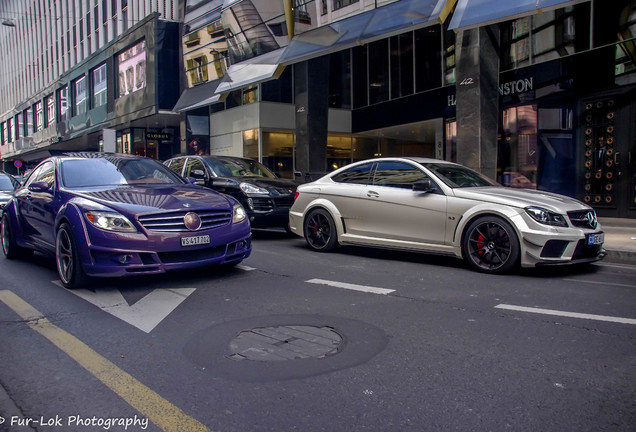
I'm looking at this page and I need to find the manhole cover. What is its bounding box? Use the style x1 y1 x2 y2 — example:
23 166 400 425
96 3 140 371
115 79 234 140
228 325 343 361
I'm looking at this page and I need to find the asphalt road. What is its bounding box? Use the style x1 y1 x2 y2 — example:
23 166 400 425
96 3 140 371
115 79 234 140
0 229 635 432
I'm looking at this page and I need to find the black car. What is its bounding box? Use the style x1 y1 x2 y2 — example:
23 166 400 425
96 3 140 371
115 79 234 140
0 172 20 209
165 155 298 230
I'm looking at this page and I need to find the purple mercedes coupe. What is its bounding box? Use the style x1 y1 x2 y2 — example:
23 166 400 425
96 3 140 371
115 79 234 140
1 153 252 288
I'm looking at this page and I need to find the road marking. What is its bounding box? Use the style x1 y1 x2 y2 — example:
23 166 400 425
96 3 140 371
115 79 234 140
61 285 196 333
236 264 257 271
306 279 395 295
495 304 636 325
0 290 211 432
562 278 636 289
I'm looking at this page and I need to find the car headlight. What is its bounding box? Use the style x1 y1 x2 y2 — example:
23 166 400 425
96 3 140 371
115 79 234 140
525 206 568 227
239 182 269 195
232 203 247 224
85 211 137 232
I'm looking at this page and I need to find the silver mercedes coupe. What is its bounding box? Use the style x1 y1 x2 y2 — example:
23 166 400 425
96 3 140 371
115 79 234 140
289 158 604 274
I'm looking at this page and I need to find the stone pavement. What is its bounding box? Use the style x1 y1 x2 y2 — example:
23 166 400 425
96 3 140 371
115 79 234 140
599 217 636 265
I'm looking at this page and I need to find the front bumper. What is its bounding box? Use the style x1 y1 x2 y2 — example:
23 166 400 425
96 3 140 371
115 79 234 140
80 223 252 277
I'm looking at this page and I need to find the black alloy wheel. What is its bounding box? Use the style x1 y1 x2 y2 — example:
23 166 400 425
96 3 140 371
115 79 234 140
56 223 88 289
463 216 520 274
304 209 338 252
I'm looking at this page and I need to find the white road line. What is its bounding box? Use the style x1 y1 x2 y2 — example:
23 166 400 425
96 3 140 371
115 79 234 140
562 278 636 289
495 304 636 325
306 279 395 295
236 264 257 271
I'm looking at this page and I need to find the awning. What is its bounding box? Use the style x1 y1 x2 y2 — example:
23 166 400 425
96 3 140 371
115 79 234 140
278 0 448 66
449 0 590 31
215 47 287 94
173 79 223 112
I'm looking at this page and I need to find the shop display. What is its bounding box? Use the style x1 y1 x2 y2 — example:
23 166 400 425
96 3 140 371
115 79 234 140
583 99 615 205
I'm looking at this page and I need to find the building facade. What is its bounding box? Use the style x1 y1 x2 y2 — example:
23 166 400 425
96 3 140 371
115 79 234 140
1 0 635 218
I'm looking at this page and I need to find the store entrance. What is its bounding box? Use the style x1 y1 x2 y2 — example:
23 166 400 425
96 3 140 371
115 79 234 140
582 95 636 218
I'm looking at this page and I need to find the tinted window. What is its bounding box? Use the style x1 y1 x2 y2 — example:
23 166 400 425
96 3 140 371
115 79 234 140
332 162 373 184
373 161 428 189
61 158 183 187
184 158 207 180
32 162 56 188
166 158 186 176
423 163 497 188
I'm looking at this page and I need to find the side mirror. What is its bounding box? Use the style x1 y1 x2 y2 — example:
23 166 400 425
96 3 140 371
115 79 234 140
413 179 435 193
28 181 51 193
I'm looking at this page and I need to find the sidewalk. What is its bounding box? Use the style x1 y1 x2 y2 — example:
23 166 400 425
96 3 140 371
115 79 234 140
599 217 636 265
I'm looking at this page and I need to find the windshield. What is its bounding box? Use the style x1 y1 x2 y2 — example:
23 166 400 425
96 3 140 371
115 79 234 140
206 157 276 178
61 157 186 188
422 163 498 188
0 175 16 191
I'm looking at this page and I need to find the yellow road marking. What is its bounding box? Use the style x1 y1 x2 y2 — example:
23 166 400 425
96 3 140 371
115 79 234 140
0 290 211 432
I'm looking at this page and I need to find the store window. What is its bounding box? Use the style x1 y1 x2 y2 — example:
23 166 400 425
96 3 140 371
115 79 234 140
390 33 414 99
262 131 294 178
500 105 538 189
333 0 359 12
57 86 68 122
414 26 442 93
92 63 107 108
368 39 389 104
73 76 87 115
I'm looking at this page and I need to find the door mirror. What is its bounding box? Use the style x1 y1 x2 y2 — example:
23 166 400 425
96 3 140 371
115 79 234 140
28 181 51 193
413 179 435 193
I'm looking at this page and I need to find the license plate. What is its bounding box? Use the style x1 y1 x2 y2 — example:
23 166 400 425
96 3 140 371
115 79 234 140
587 233 604 246
181 235 210 247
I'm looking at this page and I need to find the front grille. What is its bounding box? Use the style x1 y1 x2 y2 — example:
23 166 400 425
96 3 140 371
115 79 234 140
273 196 294 208
138 210 231 232
568 210 598 229
251 197 273 211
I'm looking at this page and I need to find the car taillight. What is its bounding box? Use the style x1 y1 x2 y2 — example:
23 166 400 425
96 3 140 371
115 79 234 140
294 192 300 201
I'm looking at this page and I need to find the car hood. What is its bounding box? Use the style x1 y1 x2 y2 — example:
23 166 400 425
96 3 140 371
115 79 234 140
70 184 233 214
234 177 298 193
453 187 591 213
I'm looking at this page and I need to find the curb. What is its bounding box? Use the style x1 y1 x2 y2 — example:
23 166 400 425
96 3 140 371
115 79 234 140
603 249 636 266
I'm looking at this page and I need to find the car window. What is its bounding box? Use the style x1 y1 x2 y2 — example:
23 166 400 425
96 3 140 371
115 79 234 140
423 163 497 188
331 162 373 184
373 161 428 189
27 162 56 189
166 158 186 176
184 158 207 180
0 175 16 191
61 158 184 187
203 158 235 177
217 158 276 178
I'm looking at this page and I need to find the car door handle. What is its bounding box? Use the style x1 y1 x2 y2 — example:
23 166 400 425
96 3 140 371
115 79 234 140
366 191 380 198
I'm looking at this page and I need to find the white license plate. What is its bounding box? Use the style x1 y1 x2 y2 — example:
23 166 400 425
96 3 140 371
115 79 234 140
587 233 604 246
181 235 210 247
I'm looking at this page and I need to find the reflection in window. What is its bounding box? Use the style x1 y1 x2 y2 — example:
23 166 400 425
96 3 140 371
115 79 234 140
93 64 107 108
35 101 44 131
16 113 23 138
58 86 68 123
374 161 428 189
118 40 146 97
45 95 55 126
74 76 87 115
500 105 538 189
501 6 588 70
332 162 373 184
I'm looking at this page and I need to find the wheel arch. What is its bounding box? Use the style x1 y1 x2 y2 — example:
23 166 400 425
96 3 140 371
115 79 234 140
456 206 523 257
54 202 92 265
302 199 345 239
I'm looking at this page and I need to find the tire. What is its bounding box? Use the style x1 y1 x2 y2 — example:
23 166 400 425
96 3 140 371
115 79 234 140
303 208 338 252
1 214 32 259
56 223 89 289
462 216 520 274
